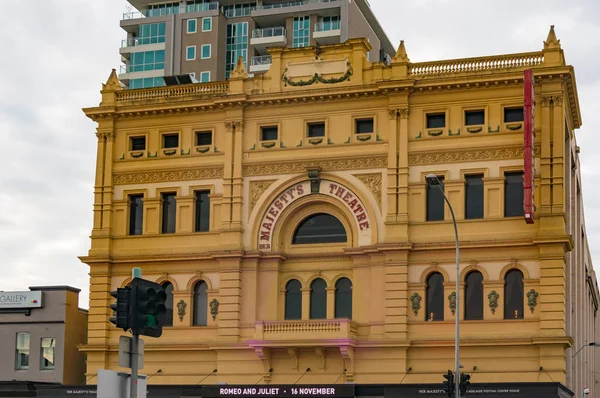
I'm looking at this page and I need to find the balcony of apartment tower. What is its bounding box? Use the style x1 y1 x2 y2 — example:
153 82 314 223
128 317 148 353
313 15 340 45
121 0 218 21
251 0 341 25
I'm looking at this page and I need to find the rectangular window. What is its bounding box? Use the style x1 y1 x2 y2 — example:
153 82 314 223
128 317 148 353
129 194 144 235
196 131 212 146
292 16 310 48
129 77 164 89
163 134 179 148
202 17 212 32
226 22 249 79
504 107 524 123
200 71 210 83
465 175 484 219
426 176 445 221
40 338 56 370
465 110 485 125
16 332 30 370
129 50 165 72
201 44 211 59
261 126 278 141
187 19 197 33
427 113 446 128
130 136 146 151
355 118 374 134
504 172 524 217
308 122 325 138
137 22 166 45
195 191 210 232
161 193 177 234
317 15 341 31
186 46 196 61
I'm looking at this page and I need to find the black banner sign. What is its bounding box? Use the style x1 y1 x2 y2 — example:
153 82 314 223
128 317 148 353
202 385 355 398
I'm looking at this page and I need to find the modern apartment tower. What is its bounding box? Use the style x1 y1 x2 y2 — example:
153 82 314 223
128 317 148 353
118 0 394 88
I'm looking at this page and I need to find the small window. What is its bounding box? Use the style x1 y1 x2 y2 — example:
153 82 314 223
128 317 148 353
15 332 30 370
261 126 278 141
465 175 484 219
285 280 302 320
334 278 352 319
465 110 484 126
161 192 176 234
161 282 174 327
202 17 212 32
129 194 144 236
200 71 210 83
355 118 373 134
130 136 146 151
504 269 524 319
196 131 212 146
187 19 197 33
201 44 211 59
163 133 179 148
464 271 484 320
40 338 56 370
504 172 524 217
195 190 210 232
292 213 347 244
426 273 444 321
310 278 327 319
427 113 446 129
186 45 196 61
504 107 524 123
426 176 444 221
193 281 208 326
307 122 325 138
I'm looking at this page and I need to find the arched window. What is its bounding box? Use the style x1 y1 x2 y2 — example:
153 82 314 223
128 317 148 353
285 280 302 320
426 272 444 321
334 278 352 319
464 271 483 320
292 213 347 244
162 282 174 326
193 281 208 326
504 269 524 319
310 278 327 319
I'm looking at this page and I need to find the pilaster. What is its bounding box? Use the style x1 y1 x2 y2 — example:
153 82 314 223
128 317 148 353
383 250 409 339
176 196 195 233
143 198 161 235
326 287 335 319
217 255 243 340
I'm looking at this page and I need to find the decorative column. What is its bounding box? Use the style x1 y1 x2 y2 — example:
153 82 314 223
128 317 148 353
216 255 242 340
176 195 195 233
301 288 311 320
142 198 161 235
326 287 335 319
383 250 409 339
92 132 107 236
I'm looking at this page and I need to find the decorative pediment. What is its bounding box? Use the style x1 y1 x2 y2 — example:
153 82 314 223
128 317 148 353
282 58 352 87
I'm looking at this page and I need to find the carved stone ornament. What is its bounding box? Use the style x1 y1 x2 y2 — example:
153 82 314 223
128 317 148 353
249 180 276 214
307 167 322 194
177 300 187 321
527 289 539 313
113 167 223 185
488 290 499 314
408 146 540 166
356 173 382 206
243 155 387 176
210 298 220 320
448 292 457 315
410 293 422 316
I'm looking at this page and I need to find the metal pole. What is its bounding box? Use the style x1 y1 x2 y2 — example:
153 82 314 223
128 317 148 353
131 267 142 398
437 183 460 398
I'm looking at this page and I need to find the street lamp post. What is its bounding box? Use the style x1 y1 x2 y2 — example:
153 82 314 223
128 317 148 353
572 342 600 359
426 174 460 398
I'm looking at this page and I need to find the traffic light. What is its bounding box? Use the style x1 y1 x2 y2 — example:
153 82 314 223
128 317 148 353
442 370 454 398
459 373 471 396
130 278 167 338
109 288 131 331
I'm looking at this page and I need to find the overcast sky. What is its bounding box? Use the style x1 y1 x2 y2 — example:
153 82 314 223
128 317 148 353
0 1 598 309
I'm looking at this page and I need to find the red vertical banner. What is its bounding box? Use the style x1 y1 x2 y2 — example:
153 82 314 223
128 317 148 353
523 69 535 224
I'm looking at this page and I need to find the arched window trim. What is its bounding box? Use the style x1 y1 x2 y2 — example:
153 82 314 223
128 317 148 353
309 278 327 319
425 272 444 321
193 280 208 326
464 271 484 321
334 277 352 319
292 213 347 245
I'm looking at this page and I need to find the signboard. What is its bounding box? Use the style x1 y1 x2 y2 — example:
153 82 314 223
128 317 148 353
523 69 535 224
202 385 355 398
0 290 42 309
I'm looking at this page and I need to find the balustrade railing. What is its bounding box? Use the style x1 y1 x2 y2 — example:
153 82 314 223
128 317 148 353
409 52 545 76
252 26 286 38
116 81 229 103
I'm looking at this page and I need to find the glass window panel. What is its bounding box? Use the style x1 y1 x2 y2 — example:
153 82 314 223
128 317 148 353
163 134 179 148
202 45 211 58
261 126 278 141
195 191 210 232
161 193 176 234
196 131 212 146
504 172 524 217
426 176 444 221
130 136 146 151
203 17 212 31
144 51 155 64
150 24 158 36
308 123 325 137
187 46 196 60
129 194 143 235
504 270 524 319
504 107 524 123
15 332 30 370
159 22 166 36
355 118 374 134
427 113 446 128
464 272 484 320
465 110 485 125
285 280 302 320
155 50 165 63
40 338 56 370
465 175 484 219
193 281 208 326
200 71 210 83
161 282 174 326
334 278 352 319
310 278 327 319
426 273 444 321
292 213 347 244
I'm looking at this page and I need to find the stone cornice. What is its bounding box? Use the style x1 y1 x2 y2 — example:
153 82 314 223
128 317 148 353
408 145 541 166
243 155 387 176
113 167 224 185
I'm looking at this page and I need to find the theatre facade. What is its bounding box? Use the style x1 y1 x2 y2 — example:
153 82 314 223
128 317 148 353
79 26 597 398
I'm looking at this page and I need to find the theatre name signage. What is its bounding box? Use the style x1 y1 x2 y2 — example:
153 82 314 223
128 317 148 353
0 291 42 309
258 179 372 250
203 385 355 398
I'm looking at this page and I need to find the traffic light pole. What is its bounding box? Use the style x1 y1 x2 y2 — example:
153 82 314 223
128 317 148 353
130 267 142 398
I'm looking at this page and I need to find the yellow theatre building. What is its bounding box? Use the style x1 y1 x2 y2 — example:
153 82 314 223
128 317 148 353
79 26 599 398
